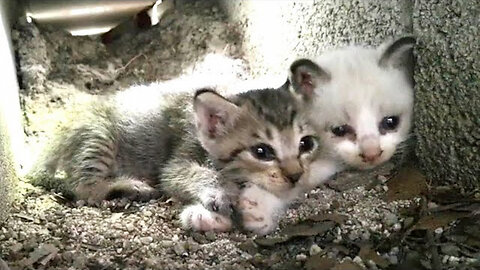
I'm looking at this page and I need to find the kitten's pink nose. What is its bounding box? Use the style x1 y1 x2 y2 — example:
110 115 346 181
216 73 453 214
359 137 383 163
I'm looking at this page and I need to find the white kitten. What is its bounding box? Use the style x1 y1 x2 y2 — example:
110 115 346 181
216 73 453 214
290 36 415 188
239 37 415 235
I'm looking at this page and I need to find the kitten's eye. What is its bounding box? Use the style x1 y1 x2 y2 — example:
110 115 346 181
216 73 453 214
250 143 276 161
380 116 400 131
299 136 316 153
331 125 353 137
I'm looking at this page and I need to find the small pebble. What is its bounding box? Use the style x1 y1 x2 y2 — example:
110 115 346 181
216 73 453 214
173 242 186 256
160 240 174 247
205 231 216 241
384 212 398 226
295 253 307 261
442 255 449 264
448 256 460 265
309 244 322 256
140 236 153 244
388 255 398 265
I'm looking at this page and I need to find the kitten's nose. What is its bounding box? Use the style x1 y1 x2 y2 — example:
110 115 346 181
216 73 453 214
280 159 303 184
286 173 302 183
359 137 383 163
359 151 383 162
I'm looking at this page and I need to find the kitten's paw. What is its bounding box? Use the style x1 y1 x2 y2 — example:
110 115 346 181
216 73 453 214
238 185 285 235
180 204 232 232
238 197 277 235
106 177 160 202
199 187 233 216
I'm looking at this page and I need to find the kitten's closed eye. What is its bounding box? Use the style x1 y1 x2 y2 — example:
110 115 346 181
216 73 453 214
250 143 276 161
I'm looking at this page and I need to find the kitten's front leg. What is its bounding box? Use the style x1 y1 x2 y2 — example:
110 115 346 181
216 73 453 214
237 184 288 235
180 203 232 232
160 160 236 232
302 158 339 190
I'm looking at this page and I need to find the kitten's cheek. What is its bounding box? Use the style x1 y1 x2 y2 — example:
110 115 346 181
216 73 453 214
336 141 360 165
379 136 397 162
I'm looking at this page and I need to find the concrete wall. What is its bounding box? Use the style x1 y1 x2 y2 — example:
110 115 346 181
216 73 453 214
413 1 479 188
219 0 479 188
220 0 412 78
0 0 23 223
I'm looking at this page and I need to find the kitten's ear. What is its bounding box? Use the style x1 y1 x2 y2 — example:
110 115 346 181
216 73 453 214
289 58 330 99
193 89 240 139
378 36 416 83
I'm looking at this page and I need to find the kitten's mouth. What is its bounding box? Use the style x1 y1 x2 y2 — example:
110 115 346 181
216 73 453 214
358 157 387 169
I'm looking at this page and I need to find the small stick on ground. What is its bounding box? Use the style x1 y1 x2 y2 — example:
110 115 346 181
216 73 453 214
116 54 147 75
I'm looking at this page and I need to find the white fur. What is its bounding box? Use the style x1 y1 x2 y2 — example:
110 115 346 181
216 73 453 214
180 204 232 232
309 45 413 171
238 184 288 235
302 158 339 189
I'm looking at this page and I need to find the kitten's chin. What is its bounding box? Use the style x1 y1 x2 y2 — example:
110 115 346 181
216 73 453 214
347 156 390 170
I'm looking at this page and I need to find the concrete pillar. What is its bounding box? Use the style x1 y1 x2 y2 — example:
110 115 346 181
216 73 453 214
413 0 479 188
0 0 23 222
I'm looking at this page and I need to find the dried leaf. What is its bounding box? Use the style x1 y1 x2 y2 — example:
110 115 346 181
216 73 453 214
238 240 258 254
254 235 291 247
413 211 469 230
24 244 59 266
307 213 348 225
324 243 350 255
254 221 335 247
358 245 390 268
282 221 335 237
12 213 35 222
386 167 427 202
429 186 479 204
332 261 363 270
304 255 336 270
447 215 480 249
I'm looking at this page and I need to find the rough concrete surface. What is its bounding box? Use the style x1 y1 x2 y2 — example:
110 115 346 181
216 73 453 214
413 0 480 188
219 0 412 79
0 120 16 223
0 0 21 224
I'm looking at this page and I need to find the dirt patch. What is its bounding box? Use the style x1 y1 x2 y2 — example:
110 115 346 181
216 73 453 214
2 1 479 270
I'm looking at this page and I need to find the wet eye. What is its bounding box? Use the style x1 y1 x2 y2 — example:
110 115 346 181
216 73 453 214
299 136 316 153
331 125 353 137
380 116 400 131
250 143 276 161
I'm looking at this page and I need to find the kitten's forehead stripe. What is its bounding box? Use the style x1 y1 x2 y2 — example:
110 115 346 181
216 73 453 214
219 147 245 163
266 128 273 140
237 87 300 130
289 109 297 126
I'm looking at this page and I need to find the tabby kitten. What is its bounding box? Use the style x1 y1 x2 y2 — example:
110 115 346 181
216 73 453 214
238 36 415 234
33 79 320 233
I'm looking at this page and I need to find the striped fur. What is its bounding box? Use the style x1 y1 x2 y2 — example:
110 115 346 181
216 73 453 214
32 79 320 232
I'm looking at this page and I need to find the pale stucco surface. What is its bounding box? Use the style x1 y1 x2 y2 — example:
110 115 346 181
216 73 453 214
0 0 22 223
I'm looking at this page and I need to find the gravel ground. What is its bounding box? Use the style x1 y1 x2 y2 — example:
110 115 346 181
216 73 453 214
2 1 479 270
